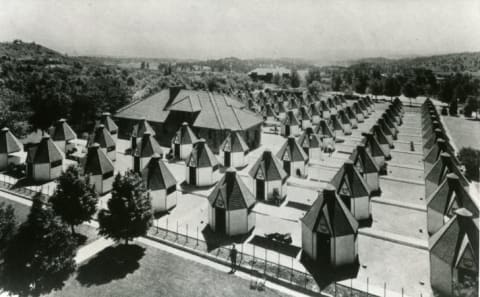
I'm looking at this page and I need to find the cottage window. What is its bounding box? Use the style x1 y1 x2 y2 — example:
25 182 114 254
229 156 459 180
51 160 62 167
166 186 176 195
102 171 114 179
107 146 116 152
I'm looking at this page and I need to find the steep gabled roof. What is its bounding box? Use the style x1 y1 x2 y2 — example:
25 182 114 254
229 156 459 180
282 110 300 126
329 114 344 131
296 106 311 121
31 136 63 164
131 118 155 138
219 130 249 153
371 125 390 146
424 138 457 165
308 103 321 116
84 143 114 175
301 185 359 237
100 112 118 133
142 154 177 190
51 119 76 142
208 168 256 211
360 133 387 158
378 118 393 136
330 160 371 197
276 137 309 163
134 132 163 158
425 153 469 190
0 127 22 154
319 100 329 112
338 110 351 125
186 139 218 168
91 125 116 149
315 120 334 138
172 122 198 145
298 127 322 149
249 149 287 181
430 209 479 267
349 145 379 174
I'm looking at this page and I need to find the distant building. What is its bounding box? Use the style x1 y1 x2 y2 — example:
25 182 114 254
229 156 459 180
115 87 263 153
248 67 290 83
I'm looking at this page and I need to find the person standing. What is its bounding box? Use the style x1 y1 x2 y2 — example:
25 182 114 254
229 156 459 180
229 244 238 273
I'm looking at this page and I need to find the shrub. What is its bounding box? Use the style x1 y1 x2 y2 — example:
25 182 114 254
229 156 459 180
458 147 480 182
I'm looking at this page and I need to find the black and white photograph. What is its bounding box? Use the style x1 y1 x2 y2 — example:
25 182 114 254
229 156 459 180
0 0 479 296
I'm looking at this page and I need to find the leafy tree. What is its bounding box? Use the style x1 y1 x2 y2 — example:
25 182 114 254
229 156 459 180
369 78 383 99
272 73 281 85
1 197 76 296
458 147 480 182
290 70 301 88
383 76 401 101
354 73 369 94
331 74 342 91
98 171 152 245
0 202 16 259
402 80 418 106
307 81 322 95
464 97 479 118
305 68 322 84
449 98 458 116
49 165 98 234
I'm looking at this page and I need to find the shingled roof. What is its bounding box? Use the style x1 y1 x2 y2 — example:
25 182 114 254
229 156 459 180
349 145 379 174
100 112 118 134
172 122 198 145
276 137 309 163
31 135 63 164
84 143 114 175
208 168 256 211
219 130 249 153
361 133 387 158
301 184 359 237
142 154 177 190
298 127 322 149
282 110 300 126
51 119 76 142
116 89 263 131
315 120 335 139
429 209 479 268
249 149 288 181
90 125 115 149
186 139 219 168
134 132 163 158
425 153 469 191
331 160 371 197
131 118 155 138
0 127 22 154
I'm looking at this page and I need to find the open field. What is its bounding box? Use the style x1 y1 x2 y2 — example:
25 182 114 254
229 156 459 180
442 115 480 150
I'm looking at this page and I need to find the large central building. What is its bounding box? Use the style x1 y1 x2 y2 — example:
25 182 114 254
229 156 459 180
115 87 263 152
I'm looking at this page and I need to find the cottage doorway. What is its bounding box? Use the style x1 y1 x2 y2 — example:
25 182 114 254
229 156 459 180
316 233 331 263
256 179 265 200
215 208 226 233
189 167 196 185
283 161 290 175
224 152 231 167
285 125 290 136
174 143 180 159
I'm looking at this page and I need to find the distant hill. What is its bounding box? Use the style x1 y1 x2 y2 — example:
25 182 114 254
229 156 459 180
0 40 65 60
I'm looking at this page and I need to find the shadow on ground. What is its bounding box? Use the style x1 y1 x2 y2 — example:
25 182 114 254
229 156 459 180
301 252 360 289
248 235 301 258
76 244 146 286
202 226 252 252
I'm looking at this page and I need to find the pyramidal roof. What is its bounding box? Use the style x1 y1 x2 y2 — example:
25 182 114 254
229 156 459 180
352 102 362 114
208 168 256 211
186 139 218 168
219 130 249 153
91 125 116 149
424 138 456 165
371 125 390 146
425 153 469 189
301 184 359 237
338 110 351 125
331 160 371 197
172 122 198 145
377 118 393 136
329 114 344 131
132 118 155 138
84 143 114 175
0 127 22 154
248 149 288 181
297 106 311 121
282 110 300 126
142 154 177 190
319 100 329 112
308 103 321 116
100 112 118 133
345 106 356 120
315 120 335 138
427 173 479 217
135 132 163 158
349 145 379 174
429 209 479 267
361 133 387 158
276 137 308 163
31 135 63 164
51 119 76 142
298 127 322 149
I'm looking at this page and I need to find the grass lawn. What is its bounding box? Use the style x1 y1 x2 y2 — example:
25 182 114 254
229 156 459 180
0 194 30 222
442 115 480 150
46 243 289 297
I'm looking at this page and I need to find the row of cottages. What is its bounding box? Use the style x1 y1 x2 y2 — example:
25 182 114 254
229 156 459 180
207 168 256 236
276 136 309 178
421 98 479 297
301 185 359 267
115 87 264 153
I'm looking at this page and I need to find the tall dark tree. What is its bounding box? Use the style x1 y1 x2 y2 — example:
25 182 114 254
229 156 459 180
290 70 301 88
1 197 76 296
98 171 152 245
305 68 322 84
402 80 418 106
354 73 369 94
458 147 480 182
0 202 16 259
49 165 98 234
383 76 401 101
369 78 383 99
331 74 342 91
308 81 322 95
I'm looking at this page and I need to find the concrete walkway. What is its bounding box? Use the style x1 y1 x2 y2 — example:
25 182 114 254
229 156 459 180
74 237 115 264
359 229 428 251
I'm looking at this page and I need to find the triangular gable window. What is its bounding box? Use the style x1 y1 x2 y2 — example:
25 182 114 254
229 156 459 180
457 241 477 271
339 178 351 197
189 155 196 167
223 139 231 152
283 150 291 161
446 192 459 217
355 159 364 175
256 167 265 180
215 191 226 209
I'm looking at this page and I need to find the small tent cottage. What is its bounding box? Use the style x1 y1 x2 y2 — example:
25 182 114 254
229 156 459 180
301 185 359 267
0 127 22 170
281 110 301 137
219 130 249 168
171 122 198 161
91 124 116 161
276 136 309 177
51 118 76 155
297 127 322 160
26 135 63 182
99 112 119 143
142 154 177 213
83 143 115 194
185 139 219 186
349 145 380 195
133 132 163 173
208 168 256 236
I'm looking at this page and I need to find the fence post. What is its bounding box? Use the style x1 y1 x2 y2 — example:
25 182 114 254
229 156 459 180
402 288 404 297
240 244 243 265
252 245 255 269
176 222 178 240
384 282 386 297
367 277 369 297
155 219 158 233
290 257 293 283
166 218 169 236
264 249 267 275
196 227 199 246
186 224 189 243
334 282 337 297
350 279 353 297
277 252 280 277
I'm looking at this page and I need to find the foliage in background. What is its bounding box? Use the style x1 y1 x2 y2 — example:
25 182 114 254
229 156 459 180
0 202 16 260
458 147 480 182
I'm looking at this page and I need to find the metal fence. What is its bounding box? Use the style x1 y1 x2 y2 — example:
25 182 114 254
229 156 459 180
0 174 50 201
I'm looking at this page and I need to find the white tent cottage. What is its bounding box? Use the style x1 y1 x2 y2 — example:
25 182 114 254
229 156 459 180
248 149 288 203
91 124 116 161
171 122 198 161
297 127 322 161
276 136 309 178
26 135 63 182
349 145 380 195
219 130 249 168
297 106 312 129
83 143 114 195
281 110 301 137
301 185 359 267
208 168 256 236
133 131 163 173
99 112 119 143
185 139 219 187
330 160 372 221
51 118 76 155
0 127 22 170
142 154 177 213
131 118 155 153
338 110 352 135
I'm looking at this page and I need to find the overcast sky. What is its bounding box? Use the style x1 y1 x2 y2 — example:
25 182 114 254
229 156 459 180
1 0 479 62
